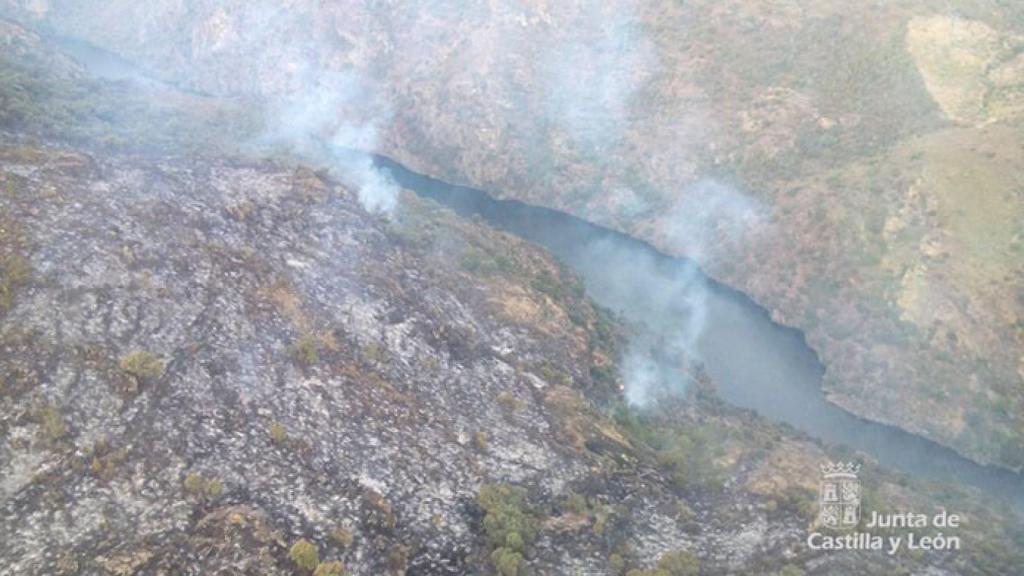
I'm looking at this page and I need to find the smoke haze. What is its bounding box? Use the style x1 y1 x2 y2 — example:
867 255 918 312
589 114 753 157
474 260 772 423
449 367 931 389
263 71 399 215
542 0 657 150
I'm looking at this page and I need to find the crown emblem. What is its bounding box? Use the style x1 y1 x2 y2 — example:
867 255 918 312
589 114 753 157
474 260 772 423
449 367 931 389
820 462 860 478
818 462 862 529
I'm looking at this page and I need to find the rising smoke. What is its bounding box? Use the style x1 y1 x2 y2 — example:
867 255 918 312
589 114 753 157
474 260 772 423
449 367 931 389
532 2 765 406
594 183 766 406
249 0 765 404
542 0 657 150
58 0 765 403
546 233 709 407
185 1 401 215
534 184 766 407
264 72 400 215
663 178 768 264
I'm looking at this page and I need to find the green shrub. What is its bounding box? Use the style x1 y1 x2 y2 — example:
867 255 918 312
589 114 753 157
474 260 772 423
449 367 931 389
361 489 397 532
478 484 540 553
496 391 525 413
330 527 354 548
289 335 320 366
183 472 222 500
289 539 320 571
653 429 723 491
623 549 699 576
775 565 805 576
656 550 700 576
362 342 387 364
473 430 489 451
386 544 409 572
777 484 817 520
477 484 542 575
119 350 164 380
0 252 30 313
537 361 572 387
564 490 589 515
590 362 619 390
592 506 612 536
610 553 627 575
205 478 223 497
34 403 66 442
89 441 127 481
313 560 345 576
268 421 287 444
612 407 723 491
489 547 525 576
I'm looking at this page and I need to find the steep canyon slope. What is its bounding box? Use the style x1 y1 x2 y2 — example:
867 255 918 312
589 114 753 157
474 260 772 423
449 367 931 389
3 0 1020 472
3 18 1024 575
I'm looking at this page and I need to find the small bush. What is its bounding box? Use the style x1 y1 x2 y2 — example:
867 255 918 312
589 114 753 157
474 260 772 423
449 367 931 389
119 350 164 380
473 430 489 451
477 483 541 575
613 407 723 492
268 421 287 444
205 478 223 497
656 550 700 576
775 566 805 576
313 560 345 576
289 539 320 572
624 549 699 576
489 547 525 576
0 252 30 312
34 403 66 442
289 335 320 366
496 391 525 413
564 490 589 515
362 342 387 364
89 440 127 481
55 552 78 574
478 484 540 552
183 472 222 500
386 544 409 572
330 527 354 548
610 553 626 575
592 506 612 536
537 361 572 387
361 489 397 532
777 485 817 520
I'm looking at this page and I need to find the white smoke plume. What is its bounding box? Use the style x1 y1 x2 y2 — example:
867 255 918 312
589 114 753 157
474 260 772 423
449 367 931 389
534 1 765 405
548 176 766 408
264 71 399 215
663 178 767 264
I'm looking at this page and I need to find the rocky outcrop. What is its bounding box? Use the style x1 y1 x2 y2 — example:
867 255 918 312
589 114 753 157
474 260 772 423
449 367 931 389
906 15 1024 125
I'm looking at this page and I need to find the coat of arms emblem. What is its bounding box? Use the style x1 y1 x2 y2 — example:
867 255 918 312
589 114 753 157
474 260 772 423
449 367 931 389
819 462 861 529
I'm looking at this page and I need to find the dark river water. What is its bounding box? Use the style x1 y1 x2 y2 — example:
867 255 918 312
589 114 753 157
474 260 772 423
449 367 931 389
53 34 1024 512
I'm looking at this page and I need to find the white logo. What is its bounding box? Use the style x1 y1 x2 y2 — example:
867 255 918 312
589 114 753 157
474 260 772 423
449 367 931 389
819 462 861 529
